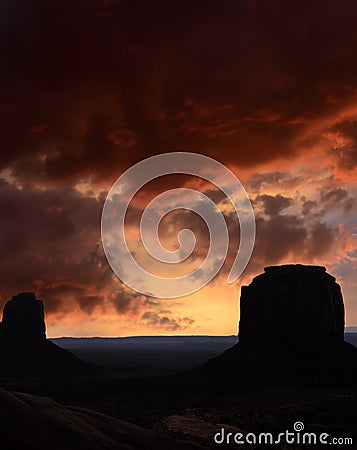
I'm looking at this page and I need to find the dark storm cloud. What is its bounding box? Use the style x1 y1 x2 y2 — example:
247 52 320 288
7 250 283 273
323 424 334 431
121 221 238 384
302 199 318 216
146 189 339 283
0 178 158 319
306 222 337 258
0 0 355 330
245 172 302 195
301 187 355 218
254 194 292 216
110 289 149 315
252 191 339 264
76 295 104 316
0 179 113 313
253 215 307 263
319 187 355 213
2 0 357 183
320 188 349 204
214 191 339 281
327 120 357 170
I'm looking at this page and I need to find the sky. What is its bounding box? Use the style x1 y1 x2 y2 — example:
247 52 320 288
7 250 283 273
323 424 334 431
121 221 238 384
1 0 356 337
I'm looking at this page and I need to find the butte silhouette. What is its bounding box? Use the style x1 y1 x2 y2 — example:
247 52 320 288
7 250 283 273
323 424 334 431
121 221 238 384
194 264 357 386
0 292 90 378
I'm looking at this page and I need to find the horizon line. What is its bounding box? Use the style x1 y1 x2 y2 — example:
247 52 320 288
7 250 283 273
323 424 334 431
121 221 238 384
49 327 357 339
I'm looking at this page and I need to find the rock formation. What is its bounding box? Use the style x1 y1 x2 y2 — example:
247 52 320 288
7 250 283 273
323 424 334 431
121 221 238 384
238 265 345 346
1 292 46 340
195 264 357 386
0 292 92 378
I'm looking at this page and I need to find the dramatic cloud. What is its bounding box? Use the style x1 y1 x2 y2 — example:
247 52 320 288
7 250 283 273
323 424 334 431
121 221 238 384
0 180 109 316
1 0 356 334
141 311 194 332
254 194 292 216
329 120 357 170
2 0 357 185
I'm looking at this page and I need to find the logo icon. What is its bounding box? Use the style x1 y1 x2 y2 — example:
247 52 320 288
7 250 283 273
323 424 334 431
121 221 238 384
101 152 255 298
293 422 305 432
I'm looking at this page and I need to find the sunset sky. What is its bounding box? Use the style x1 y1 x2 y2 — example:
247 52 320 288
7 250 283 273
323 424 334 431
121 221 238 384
1 0 356 337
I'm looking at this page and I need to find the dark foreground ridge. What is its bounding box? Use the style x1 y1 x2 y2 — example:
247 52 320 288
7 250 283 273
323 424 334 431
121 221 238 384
193 264 357 386
0 388 203 450
0 292 91 378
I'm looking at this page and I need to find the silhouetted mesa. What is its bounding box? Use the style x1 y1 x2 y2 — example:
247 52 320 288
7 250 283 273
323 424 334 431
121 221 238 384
239 265 345 346
0 292 92 378
195 265 357 386
1 292 46 340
